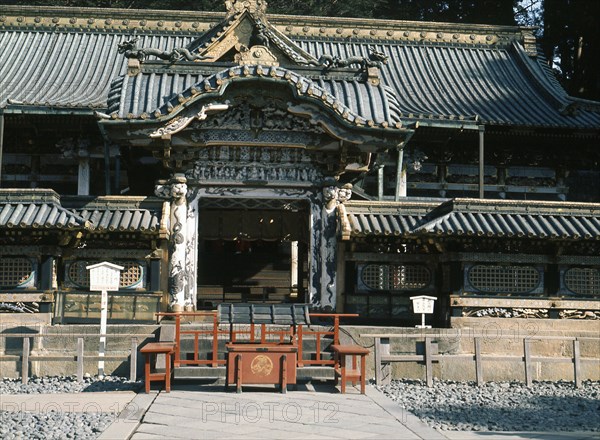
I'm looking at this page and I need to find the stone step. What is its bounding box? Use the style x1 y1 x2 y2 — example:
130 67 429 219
174 366 226 379
177 339 333 354
180 350 333 361
173 366 335 380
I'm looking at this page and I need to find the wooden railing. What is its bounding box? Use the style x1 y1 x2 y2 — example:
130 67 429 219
157 311 358 368
0 332 155 384
297 314 358 367
361 333 600 388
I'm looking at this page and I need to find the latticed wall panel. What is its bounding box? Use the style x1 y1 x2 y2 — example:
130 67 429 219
0 257 36 289
463 263 544 295
561 267 600 297
359 264 431 291
64 261 145 290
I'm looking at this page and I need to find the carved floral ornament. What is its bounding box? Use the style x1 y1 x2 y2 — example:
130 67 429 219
225 0 268 16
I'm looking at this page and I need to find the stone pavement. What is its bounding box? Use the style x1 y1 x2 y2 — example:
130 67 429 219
0 391 136 414
129 382 445 440
2 385 597 439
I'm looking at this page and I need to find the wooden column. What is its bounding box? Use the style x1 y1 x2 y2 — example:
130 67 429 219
78 156 90 196
395 147 406 200
290 241 298 297
378 165 385 200
103 140 111 195
0 112 4 186
478 125 485 199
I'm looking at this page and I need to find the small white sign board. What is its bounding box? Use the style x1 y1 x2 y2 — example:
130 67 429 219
87 262 124 377
87 262 124 292
410 295 437 328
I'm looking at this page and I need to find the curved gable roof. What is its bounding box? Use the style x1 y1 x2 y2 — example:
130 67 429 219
0 5 598 131
107 65 403 129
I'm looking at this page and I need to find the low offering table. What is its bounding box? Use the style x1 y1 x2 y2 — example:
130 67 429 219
226 343 297 393
219 303 310 393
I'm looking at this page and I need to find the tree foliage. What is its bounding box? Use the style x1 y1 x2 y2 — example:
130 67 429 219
543 0 600 100
8 0 600 100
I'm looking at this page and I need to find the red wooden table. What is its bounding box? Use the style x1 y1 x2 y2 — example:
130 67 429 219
140 342 176 393
331 344 370 394
226 343 297 394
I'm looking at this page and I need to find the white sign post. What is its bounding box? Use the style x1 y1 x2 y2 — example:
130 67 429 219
410 295 437 329
87 262 123 378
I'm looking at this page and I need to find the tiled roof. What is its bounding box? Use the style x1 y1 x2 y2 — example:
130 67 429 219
0 190 165 234
1 7 598 130
0 31 194 111
109 65 403 128
297 40 600 129
342 198 600 240
63 196 165 234
0 190 89 229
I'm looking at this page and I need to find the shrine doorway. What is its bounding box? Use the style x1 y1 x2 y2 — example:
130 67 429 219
196 199 309 308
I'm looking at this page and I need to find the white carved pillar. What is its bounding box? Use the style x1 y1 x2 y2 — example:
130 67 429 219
155 175 189 312
185 192 200 311
290 241 298 297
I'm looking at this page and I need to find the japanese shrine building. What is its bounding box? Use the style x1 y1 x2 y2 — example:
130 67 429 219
0 1 599 326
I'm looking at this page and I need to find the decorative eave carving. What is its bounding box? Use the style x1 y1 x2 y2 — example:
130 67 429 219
149 104 230 139
0 5 521 47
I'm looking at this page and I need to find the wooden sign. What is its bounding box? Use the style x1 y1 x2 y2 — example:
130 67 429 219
86 262 124 292
410 295 437 314
86 262 124 377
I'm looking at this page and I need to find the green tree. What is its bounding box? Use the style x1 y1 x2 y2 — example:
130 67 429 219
543 0 600 100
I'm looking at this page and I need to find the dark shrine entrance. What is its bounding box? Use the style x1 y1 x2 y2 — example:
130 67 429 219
196 199 309 308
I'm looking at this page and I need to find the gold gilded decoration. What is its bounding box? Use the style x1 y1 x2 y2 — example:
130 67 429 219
250 354 273 376
225 0 268 16
234 44 279 66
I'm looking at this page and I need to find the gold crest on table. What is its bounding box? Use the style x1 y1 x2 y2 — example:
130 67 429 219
251 355 274 376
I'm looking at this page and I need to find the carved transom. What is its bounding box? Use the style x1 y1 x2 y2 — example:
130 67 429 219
190 100 324 134
186 146 324 185
199 197 306 211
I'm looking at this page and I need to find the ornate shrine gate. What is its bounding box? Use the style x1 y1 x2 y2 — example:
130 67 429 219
104 77 406 310
99 0 412 311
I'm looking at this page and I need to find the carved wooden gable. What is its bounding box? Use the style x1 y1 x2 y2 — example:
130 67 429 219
192 2 317 66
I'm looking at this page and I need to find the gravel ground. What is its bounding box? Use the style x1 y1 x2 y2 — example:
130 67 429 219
377 379 600 432
1 375 140 439
0 374 142 394
0 411 116 440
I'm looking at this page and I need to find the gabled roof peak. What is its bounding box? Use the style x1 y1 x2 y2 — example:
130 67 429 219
225 0 268 18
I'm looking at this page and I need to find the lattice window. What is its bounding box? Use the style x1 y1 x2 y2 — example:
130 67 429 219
390 265 430 290
362 265 389 290
468 265 540 293
67 261 143 289
565 268 600 296
361 264 430 291
0 258 34 288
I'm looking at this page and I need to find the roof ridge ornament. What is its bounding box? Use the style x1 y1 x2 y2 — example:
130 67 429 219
225 0 267 17
118 36 212 72
311 46 388 71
